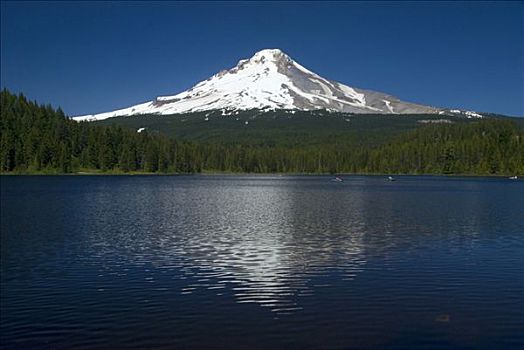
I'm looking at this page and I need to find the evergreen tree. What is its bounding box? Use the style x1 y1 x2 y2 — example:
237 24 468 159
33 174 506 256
1 89 523 175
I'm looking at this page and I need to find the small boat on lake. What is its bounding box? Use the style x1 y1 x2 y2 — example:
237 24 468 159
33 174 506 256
332 177 344 182
387 176 395 181
509 175 518 180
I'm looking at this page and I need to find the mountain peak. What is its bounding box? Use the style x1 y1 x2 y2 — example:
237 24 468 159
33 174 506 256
234 48 291 70
251 48 289 60
74 49 463 121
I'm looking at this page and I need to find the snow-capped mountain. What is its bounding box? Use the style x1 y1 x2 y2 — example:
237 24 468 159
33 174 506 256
75 49 480 121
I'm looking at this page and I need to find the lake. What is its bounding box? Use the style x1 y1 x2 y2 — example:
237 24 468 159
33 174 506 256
1 175 523 349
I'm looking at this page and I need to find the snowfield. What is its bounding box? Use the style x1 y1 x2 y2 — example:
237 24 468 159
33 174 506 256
74 49 482 121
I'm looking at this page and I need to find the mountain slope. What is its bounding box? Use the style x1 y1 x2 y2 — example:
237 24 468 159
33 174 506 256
75 49 450 121
92 111 478 147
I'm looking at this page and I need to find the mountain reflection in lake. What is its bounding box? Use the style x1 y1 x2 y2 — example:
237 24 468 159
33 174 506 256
1 175 523 349
79 177 368 315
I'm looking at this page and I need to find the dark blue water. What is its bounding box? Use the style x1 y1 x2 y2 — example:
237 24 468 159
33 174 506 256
1 175 523 349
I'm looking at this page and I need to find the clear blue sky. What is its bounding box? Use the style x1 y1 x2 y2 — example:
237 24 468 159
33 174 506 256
1 1 523 116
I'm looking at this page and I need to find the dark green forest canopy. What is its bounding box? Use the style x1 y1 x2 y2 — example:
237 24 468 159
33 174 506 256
1 89 523 175
95 109 524 147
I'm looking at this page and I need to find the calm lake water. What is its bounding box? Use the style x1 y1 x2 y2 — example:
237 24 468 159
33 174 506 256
1 175 523 349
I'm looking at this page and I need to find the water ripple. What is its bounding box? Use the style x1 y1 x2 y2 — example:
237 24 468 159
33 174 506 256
1 175 523 349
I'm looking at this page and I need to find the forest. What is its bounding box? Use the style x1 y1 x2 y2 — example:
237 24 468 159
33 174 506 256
1 89 523 175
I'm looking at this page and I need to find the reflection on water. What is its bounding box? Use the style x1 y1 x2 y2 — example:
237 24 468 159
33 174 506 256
81 177 368 315
1 175 523 349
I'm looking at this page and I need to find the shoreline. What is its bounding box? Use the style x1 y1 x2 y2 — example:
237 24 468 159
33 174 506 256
0 171 519 178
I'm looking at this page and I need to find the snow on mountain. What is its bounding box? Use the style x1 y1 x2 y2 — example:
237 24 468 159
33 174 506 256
74 49 479 121
440 109 484 118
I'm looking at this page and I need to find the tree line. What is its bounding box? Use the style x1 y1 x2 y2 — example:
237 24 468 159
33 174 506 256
1 89 523 175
